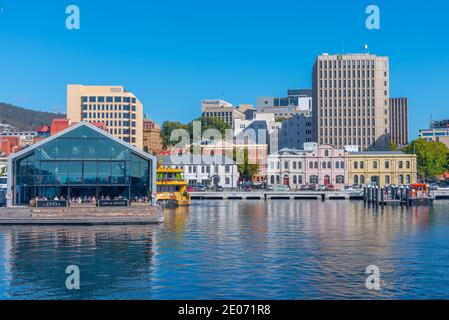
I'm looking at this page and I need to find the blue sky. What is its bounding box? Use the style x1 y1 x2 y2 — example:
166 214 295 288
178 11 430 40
0 0 448 139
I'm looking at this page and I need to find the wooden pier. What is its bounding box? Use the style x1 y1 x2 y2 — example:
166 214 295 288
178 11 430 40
363 185 433 206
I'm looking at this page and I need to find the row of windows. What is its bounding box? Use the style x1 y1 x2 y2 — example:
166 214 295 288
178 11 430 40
319 59 376 69
82 96 136 103
270 175 345 185
353 174 411 185
320 89 383 98
320 98 382 108
320 137 373 147
353 160 411 170
82 104 137 111
186 165 232 174
320 79 383 89
270 160 345 170
82 112 136 120
321 118 375 127
321 127 376 138
320 107 376 117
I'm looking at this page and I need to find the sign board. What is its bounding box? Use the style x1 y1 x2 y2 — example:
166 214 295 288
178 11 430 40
37 200 68 208
98 199 129 207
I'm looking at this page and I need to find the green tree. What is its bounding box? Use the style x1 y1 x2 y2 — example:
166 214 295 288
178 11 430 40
160 121 188 148
187 117 231 140
389 141 398 151
160 117 231 149
233 148 259 181
403 139 449 181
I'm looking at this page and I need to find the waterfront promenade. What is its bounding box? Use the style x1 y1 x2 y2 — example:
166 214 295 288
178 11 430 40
190 189 449 201
0 204 164 225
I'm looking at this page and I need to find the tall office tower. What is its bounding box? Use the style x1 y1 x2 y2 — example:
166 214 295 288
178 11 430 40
67 85 144 149
389 98 408 147
312 53 390 150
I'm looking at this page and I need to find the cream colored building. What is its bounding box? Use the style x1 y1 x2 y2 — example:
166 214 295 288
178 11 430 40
312 53 390 150
67 85 143 149
348 151 417 186
201 99 245 126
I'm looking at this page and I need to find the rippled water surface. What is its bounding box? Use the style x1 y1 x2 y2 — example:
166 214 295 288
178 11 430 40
1 200 449 299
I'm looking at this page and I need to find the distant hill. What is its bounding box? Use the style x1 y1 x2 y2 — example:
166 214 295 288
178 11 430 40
0 102 65 131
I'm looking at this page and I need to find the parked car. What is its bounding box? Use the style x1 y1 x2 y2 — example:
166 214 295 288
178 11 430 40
274 185 289 192
429 183 439 191
326 184 335 192
318 185 327 191
308 184 317 191
214 185 224 192
266 185 274 191
301 184 310 191
193 184 206 192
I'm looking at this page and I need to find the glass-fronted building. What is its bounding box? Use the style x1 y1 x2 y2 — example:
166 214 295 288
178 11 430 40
6 122 156 206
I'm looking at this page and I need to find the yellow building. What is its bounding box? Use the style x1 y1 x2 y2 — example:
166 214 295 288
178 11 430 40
348 151 417 186
67 85 143 149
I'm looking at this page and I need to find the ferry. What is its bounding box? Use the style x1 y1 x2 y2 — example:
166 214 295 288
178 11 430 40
156 165 191 207
407 183 434 206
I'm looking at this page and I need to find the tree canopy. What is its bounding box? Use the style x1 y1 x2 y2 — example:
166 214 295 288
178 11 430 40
233 148 259 181
161 117 231 148
403 139 449 181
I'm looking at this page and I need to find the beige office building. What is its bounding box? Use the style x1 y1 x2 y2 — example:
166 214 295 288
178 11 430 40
312 53 390 150
201 99 245 126
67 85 143 149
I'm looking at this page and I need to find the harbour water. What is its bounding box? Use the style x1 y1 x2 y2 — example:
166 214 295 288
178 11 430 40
1 200 449 299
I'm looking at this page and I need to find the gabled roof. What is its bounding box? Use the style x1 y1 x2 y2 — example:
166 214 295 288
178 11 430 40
8 121 156 162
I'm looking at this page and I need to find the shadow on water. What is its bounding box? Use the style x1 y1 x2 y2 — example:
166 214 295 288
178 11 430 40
1 200 449 299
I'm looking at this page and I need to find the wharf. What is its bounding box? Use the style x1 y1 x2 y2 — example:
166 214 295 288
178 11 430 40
0 204 164 225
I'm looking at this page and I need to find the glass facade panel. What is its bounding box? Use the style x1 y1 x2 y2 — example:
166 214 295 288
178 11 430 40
13 125 153 205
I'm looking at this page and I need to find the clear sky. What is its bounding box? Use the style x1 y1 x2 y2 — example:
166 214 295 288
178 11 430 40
0 0 448 139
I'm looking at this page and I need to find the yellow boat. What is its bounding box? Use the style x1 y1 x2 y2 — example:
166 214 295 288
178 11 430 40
156 165 191 206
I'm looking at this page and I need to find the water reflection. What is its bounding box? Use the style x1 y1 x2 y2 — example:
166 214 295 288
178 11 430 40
1 200 449 299
0 226 157 299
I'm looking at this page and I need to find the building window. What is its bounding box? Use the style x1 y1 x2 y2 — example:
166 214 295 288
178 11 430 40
373 161 378 169
271 176 275 184
293 176 297 184
406 161 410 169
309 175 319 184
385 161 390 169
336 175 344 184
406 175 411 184
354 175 359 185
399 174 404 184
399 161 403 169
298 175 303 184
354 162 358 169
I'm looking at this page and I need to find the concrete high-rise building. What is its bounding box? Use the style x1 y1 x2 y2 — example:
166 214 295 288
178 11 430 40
67 85 144 149
312 53 390 150
389 98 408 147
